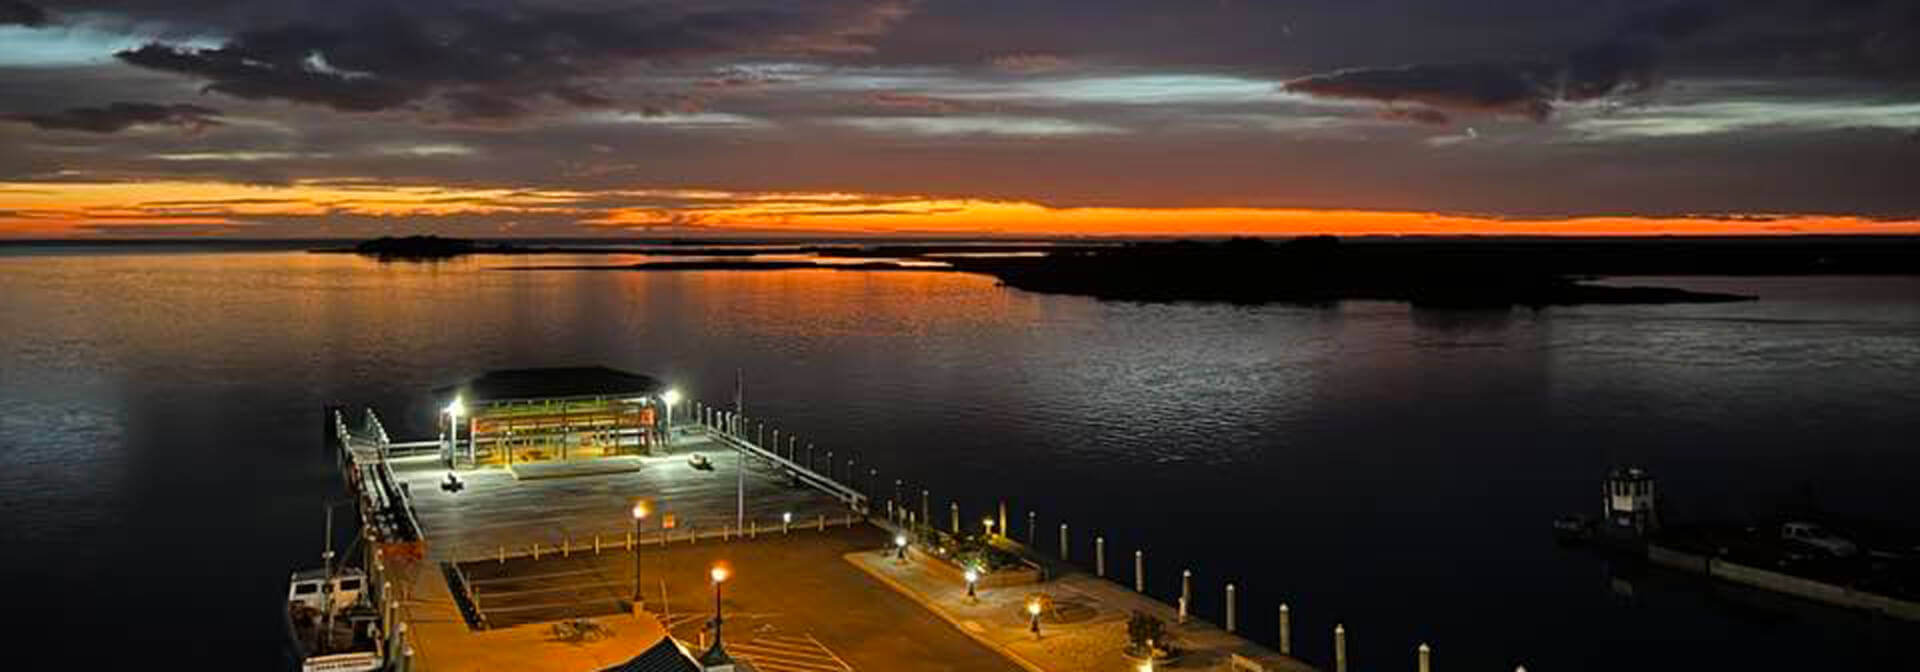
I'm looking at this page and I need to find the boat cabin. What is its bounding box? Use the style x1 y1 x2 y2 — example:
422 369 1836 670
1603 467 1660 535
288 568 367 615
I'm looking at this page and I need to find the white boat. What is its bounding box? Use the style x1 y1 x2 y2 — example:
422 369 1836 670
286 506 386 672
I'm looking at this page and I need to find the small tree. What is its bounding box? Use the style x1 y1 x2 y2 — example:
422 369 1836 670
1126 611 1168 657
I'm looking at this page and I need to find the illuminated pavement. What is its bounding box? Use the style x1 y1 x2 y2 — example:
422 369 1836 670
393 433 854 564
457 525 1024 672
848 544 1318 672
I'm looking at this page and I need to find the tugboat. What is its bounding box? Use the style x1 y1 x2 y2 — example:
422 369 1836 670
286 506 385 672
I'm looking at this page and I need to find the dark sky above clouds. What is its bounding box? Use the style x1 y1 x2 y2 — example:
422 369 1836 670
2 0 1918 236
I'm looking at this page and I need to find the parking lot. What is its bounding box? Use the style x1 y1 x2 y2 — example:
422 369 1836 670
458 525 1024 672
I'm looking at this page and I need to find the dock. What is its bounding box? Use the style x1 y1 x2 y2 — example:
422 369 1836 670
330 371 1328 672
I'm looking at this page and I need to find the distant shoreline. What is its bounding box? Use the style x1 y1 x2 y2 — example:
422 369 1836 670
300 234 1920 308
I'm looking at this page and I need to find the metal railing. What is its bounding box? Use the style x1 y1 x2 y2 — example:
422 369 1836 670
705 425 869 513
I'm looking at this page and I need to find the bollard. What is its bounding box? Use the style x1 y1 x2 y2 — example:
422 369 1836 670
844 512 853 528
783 512 792 534
1226 583 1237 632
1134 550 1145 592
594 534 601 554
1335 624 1347 672
817 513 826 531
498 546 506 564
1279 604 1291 655
1419 643 1431 672
1095 537 1106 577
397 624 410 671
1179 570 1192 623
1059 523 1069 561
563 538 570 557
532 544 540 561
750 520 757 538
626 532 633 551
951 502 960 534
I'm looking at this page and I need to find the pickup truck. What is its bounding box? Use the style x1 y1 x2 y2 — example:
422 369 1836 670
1781 522 1858 558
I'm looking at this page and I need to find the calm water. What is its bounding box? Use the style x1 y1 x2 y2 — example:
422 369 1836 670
3 247 1917 670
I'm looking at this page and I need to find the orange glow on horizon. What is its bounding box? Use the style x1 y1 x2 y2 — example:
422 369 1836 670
4 180 1915 238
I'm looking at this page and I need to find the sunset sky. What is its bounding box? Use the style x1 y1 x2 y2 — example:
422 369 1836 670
3 0 1918 238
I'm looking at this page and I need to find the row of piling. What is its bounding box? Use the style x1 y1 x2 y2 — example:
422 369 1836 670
881 493 1514 672
674 402 1533 672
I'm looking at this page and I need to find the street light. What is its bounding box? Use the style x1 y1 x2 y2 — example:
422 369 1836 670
982 517 996 539
964 568 979 601
630 501 650 606
659 388 682 450
444 395 466 464
701 564 734 666
894 534 908 561
1026 596 1042 637
710 565 730 644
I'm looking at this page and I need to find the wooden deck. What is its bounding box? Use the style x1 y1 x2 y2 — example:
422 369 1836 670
393 433 856 564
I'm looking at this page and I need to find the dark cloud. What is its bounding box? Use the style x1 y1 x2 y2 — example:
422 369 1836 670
1379 106 1453 126
1285 1 1920 124
1 0 45 26
112 1 908 121
5 102 223 133
1285 63 1558 123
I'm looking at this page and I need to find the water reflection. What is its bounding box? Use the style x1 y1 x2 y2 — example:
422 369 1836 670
1 250 1917 669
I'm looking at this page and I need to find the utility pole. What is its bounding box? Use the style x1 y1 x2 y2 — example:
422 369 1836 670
734 369 745 529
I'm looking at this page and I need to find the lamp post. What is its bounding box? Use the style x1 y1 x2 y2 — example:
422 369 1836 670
702 565 733 666
1027 596 1042 638
982 517 995 539
964 568 979 601
660 388 681 450
630 502 649 607
444 396 466 465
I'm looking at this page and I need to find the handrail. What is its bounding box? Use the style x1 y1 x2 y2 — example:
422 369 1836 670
708 429 869 513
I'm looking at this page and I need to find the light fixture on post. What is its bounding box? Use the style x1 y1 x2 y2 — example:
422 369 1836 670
660 388 681 450
630 501 650 607
1027 596 1043 637
700 564 734 667
444 395 467 466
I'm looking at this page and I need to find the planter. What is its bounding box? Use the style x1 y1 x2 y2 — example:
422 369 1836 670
920 548 1042 588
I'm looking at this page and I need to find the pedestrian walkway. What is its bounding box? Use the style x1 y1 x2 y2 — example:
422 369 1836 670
847 549 1317 672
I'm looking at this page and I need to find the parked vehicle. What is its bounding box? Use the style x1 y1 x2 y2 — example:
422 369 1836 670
1781 522 1858 558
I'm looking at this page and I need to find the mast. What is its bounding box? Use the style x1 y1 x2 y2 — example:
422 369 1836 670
320 503 336 654
734 369 745 529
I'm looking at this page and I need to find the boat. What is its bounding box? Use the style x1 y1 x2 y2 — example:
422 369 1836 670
286 505 386 672
1552 515 1594 543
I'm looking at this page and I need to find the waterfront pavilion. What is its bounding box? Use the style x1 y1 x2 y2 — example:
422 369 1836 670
436 366 676 468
